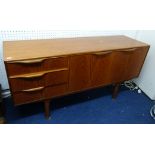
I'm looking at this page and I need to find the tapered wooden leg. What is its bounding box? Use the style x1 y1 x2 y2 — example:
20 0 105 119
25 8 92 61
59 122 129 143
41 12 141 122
44 100 51 119
112 83 120 99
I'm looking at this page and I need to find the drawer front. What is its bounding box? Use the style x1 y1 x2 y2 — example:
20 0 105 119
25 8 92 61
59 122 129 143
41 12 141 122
9 69 68 92
9 77 44 92
44 57 69 71
6 56 69 76
13 87 44 105
45 84 68 99
6 59 45 76
45 70 68 86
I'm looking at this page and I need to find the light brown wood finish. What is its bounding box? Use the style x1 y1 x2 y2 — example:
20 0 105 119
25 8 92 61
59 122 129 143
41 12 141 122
4 36 148 62
9 68 68 79
3 36 150 119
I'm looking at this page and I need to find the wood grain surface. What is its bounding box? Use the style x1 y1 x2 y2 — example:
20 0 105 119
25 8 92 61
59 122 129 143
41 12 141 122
3 35 149 62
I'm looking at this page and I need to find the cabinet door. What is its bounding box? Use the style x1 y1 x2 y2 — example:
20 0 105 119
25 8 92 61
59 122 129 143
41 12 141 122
91 49 140 86
91 51 113 86
69 55 91 92
123 47 149 80
109 47 148 83
109 51 130 83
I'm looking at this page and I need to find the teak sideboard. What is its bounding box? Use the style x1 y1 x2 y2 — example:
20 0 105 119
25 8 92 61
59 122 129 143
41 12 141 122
3 36 150 119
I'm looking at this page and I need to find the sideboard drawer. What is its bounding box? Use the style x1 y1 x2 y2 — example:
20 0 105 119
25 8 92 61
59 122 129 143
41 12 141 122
6 56 69 76
44 56 69 71
45 84 68 99
13 87 44 105
10 78 44 92
9 77 44 92
6 58 45 76
45 70 68 87
9 69 68 92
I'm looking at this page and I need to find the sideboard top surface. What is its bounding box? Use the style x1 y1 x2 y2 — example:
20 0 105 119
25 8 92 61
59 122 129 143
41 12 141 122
3 35 149 62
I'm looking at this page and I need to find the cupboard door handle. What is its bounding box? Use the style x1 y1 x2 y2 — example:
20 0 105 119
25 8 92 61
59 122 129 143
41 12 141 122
22 87 44 92
93 51 112 56
9 58 47 64
118 48 137 52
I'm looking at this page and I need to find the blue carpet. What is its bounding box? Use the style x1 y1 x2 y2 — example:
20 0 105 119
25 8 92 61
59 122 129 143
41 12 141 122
3 85 155 124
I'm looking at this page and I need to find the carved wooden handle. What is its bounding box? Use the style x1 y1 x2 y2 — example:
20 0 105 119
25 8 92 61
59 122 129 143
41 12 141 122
10 68 68 79
22 87 44 92
118 48 137 52
11 58 47 64
18 72 45 79
93 51 112 56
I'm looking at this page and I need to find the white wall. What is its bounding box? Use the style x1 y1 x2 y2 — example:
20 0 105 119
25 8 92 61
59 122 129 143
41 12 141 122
0 40 9 90
134 30 155 100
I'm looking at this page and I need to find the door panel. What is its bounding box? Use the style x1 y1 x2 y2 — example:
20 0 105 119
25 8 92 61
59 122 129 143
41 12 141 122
110 51 129 83
91 50 130 86
91 48 148 86
69 55 91 91
123 47 148 80
91 52 113 86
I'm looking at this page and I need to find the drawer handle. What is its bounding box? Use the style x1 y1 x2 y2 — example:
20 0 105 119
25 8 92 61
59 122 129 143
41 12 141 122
22 87 44 92
10 72 45 79
10 58 47 64
19 72 45 79
93 51 112 56
10 68 68 79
